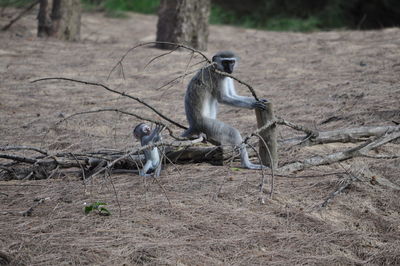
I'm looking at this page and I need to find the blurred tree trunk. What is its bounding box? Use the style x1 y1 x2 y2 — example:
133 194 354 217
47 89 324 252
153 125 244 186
38 0 51 37
37 0 81 41
156 0 210 50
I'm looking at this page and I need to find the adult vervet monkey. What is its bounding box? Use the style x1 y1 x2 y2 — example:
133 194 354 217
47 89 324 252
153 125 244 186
182 51 267 169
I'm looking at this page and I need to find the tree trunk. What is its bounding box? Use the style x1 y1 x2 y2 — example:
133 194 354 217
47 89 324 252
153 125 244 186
37 0 51 37
156 0 210 50
37 0 81 41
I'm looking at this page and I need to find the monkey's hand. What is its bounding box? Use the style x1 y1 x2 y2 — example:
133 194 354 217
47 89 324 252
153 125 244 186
155 124 165 132
252 99 268 110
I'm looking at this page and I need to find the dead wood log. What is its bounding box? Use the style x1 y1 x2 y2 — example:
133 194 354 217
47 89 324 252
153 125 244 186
279 127 400 173
2 124 398 180
255 102 278 168
280 125 399 146
166 146 227 165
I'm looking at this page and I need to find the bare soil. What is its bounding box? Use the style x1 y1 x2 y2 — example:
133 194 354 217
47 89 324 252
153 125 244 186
1 9 400 265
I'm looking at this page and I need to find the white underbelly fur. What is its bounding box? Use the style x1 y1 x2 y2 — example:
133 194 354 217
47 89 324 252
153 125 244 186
202 96 217 119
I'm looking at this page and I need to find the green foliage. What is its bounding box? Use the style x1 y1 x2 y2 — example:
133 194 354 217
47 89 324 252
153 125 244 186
211 5 322 32
212 0 400 31
266 16 321 32
0 0 31 8
81 0 159 15
84 202 111 216
2 0 398 31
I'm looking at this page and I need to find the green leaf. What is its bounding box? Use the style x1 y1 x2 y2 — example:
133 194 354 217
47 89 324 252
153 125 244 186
99 207 111 216
84 206 93 214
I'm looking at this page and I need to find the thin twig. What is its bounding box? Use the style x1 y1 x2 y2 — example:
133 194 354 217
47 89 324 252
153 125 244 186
214 69 260 101
152 177 172 206
32 77 188 130
107 41 211 81
2 0 40 31
246 143 267 204
55 108 184 140
109 41 261 101
105 169 122 216
70 153 87 189
243 119 276 144
253 132 275 199
275 116 318 137
318 164 363 209
143 46 180 70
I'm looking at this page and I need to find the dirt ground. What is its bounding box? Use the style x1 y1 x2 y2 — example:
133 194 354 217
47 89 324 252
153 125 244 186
1 8 400 265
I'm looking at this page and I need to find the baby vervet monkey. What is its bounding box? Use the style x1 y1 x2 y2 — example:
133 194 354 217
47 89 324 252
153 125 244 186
133 123 164 177
182 50 268 169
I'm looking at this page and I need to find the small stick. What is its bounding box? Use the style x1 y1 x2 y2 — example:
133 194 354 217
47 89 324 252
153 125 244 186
55 108 184 140
32 77 188 130
2 0 40 31
275 116 318 137
0 145 48 155
104 170 122 216
21 197 48 216
253 133 275 199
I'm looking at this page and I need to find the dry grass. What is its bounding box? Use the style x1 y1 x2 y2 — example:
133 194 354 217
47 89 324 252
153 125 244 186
0 8 399 265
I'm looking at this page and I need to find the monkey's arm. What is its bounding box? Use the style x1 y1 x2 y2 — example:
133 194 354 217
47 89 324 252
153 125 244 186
142 125 163 144
218 78 267 110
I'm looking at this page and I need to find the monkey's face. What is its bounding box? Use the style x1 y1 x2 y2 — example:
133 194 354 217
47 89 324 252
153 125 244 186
213 56 236 74
142 125 151 135
133 124 151 139
221 59 235 74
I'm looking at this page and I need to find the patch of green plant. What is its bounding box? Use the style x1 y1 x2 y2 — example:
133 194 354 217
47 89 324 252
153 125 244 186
265 16 321 32
210 5 323 32
104 8 129 18
81 0 159 17
0 0 31 8
84 202 111 216
81 0 103 12
209 5 237 25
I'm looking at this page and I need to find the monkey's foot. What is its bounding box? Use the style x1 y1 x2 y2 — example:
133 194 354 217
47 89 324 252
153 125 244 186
242 163 268 170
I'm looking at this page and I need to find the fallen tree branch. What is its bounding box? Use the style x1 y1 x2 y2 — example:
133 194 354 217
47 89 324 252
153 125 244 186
317 163 366 209
2 121 398 180
85 136 208 180
319 176 353 208
281 125 400 146
279 127 400 173
275 116 318 138
0 154 37 164
0 145 48 155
